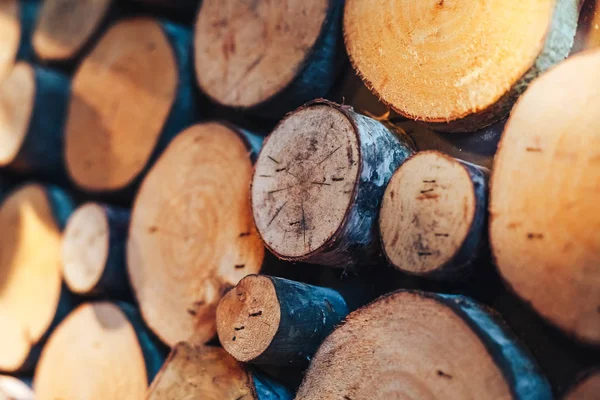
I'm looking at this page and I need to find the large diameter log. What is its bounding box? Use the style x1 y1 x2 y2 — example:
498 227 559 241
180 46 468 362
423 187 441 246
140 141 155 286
564 371 600 399
62 202 130 298
217 275 349 366
194 0 345 119
296 290 551 399
34 302 165 400
379 151 489 280
344 0 579 132
127 122 264 347
32 0 114 64
0 62 69 179
490 49 600 345
0 183 76 373
0 375 34 400
252 100 415 267
65 17 198 194
148 343 292 400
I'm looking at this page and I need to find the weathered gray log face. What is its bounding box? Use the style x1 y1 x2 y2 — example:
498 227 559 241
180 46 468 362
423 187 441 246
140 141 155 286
217 275 349 366
252 99 415 268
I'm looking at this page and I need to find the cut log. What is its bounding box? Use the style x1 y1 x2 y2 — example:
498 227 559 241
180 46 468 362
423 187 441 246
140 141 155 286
194 0 345 118
62 202 130 298
564 371 600 399
379 151 489 280
65 17 198 194
32 0 115 64
490 49 600 345
251 100 414 267
216 275 349 366
0 0 20 82
0 62 70 180
127 122 264 347
0 183 76 373
148 343 292 400
344 0 579 132
0 375 34 400
296 290 551 399
573 0 600 53
34 302 165 400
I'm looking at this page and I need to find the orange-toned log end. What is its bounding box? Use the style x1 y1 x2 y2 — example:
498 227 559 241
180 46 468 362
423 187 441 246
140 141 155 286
0 0 20 82
32 0 113 62
379 151 488 280
565 371 600 400
344 0 579 132
65 17 177 192
0 375 34 400
34 303 150 400
573 0 600 53
490 50 600 345
127 123 264 347
0 184 64 372
296 291 551 400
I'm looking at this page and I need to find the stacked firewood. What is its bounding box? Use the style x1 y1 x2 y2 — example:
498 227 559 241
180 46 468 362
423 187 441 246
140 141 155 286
0 0 599 399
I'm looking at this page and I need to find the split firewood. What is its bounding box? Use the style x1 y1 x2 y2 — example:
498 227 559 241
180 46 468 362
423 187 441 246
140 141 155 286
0 62 70 179
148 343 292 400
0 183 76 373
62 202 130 298
194 0 345 118
344 0 579 132
251 100 414 267
490 49 600 345
564 370 600 399
217 275 349 366
34 302 165 400
32 0 115 64
0 375 34 400
296 290 551 399
65 17 198 195
127 122 264 347
379 151 489 280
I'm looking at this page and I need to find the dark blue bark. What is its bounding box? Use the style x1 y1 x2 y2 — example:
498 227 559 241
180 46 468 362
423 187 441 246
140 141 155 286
251 369 294 400
16 0 40 62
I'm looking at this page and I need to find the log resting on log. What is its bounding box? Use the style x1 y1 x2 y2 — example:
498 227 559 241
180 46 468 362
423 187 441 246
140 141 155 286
217 275 349 366
194 0 345 119
0 62 70 180
62 202 130 298
65 17 198 195
380 150 489 280
34 302 165 400
0 183 75 373
148 343 292 400
296 290 551 399
127 123 264 346
490 49 600 345
344 0 579 132
252 99 415 267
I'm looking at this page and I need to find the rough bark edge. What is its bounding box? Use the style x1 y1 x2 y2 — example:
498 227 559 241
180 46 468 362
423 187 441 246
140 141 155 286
343 0 579 133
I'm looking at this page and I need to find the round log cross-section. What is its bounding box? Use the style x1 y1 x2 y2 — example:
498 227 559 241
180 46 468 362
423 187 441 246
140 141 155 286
379 151 489 280
490 49 600 345
344 0 579 132
296 290 551 399
194 0 344 118
252 100 414 266
127 123 264 346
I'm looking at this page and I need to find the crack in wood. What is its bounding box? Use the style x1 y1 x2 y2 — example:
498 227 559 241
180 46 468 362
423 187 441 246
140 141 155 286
267 155 281 164
267 201 288 227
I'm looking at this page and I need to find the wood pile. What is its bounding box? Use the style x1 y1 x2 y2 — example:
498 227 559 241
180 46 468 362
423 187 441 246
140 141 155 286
0 0 598 399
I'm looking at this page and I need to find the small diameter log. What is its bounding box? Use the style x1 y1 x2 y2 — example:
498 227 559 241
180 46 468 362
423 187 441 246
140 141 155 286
344 0 579 132
0 62 70 180
127 122 264 347
32 0 115 64
252 100 414 267
0 183 76 373
217 275 349 366
379 151 489 280
296 290 551 399
490 50 600 345
62 201 130 298
194 0 345 119
148 343 292 400
564 371 600 399
65 17 198 194
34 302 165 400
0 375 34 400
